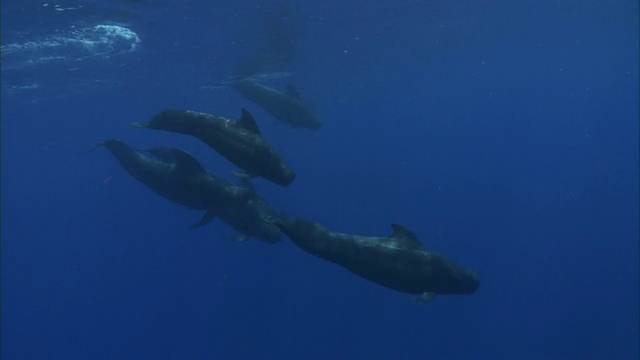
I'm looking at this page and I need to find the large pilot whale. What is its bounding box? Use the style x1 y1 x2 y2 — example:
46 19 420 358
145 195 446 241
90 139 250 228
93 139 283 243
274 217 480 301
226 79 322 130
130 108 296 187
142 147 284 243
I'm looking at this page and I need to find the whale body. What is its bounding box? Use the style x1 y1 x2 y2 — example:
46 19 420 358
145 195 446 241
98 139 249 216
275 217 479 299
228 79 322 130
131 108 296 187
95 139 283 243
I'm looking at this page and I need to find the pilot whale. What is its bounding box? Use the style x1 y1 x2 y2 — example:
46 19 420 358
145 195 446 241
93 140 283 243
227 79 322 130
140 146 284 243
92 139 250 228
274 217 479 300
131 108 296 187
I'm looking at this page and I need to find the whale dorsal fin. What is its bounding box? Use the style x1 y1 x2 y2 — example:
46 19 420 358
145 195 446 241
286 85 302 100
170 149 206 174
391 224 423 250
148 148 205 174
238 109 262 136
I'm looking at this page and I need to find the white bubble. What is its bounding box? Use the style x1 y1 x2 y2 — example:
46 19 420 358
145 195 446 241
1 24 141 70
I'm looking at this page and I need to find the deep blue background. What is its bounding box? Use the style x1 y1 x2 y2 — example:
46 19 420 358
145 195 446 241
2 1 638 359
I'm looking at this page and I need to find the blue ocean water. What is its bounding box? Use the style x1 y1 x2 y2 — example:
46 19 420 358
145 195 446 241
1 0 638 359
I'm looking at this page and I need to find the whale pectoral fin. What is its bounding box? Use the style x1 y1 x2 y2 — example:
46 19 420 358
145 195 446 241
189 211 217 229
412 292 437 303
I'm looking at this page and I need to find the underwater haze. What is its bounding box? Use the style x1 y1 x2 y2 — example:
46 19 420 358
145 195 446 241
2 0 638 359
